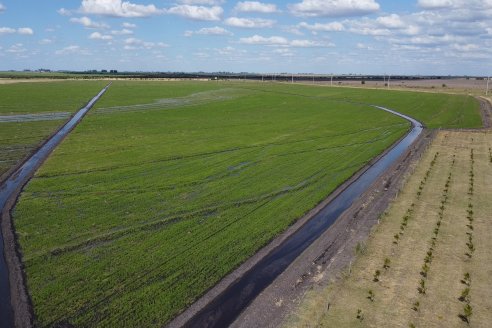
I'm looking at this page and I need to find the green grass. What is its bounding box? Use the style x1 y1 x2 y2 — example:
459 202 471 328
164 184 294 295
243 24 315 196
11 81 481 327
232 82 482 129
0 81 107 178
0 81 107 115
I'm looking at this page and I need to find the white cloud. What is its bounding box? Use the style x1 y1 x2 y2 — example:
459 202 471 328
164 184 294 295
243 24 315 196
166 5 223 21
55 45 91 55
57 8 72 16
80 0 162 18
122 22 136 28
418 0 492 11
417 0 455 9
39 38 54 45
273 48 294 57
111 28 133 35
356 43 374 50
216 46 240 55
290 39 333 47
346 14 420 37
0 27 16 35
124 37 168 49
0 27 34 35
17 28 34 35
6 43 26 53
186 26 233 36
89 32 113 40
225 17 275 28
349 26 391 36
70 16 109 29
234 1 278 13
289 0 380 17
124 37 142 45
0 3 6 12
239 35 288 45
376 14 404 28
451 43 479 51
298 21 344 31
391 34 464 46
239 34 332 47
178 0 224 4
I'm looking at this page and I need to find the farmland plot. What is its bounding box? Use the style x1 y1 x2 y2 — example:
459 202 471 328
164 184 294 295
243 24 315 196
0 81 107 177
11 81 481 326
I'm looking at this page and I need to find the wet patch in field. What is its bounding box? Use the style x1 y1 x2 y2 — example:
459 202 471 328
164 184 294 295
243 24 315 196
94 88 246 114
0 112 70 123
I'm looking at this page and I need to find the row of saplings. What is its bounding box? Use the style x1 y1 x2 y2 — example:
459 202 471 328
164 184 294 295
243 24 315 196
357 152 440 324
408 153 456 327
458 148 476 324
356 148 478 326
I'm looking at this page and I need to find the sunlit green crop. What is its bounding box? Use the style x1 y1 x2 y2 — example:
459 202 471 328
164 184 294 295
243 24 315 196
12 80 480 326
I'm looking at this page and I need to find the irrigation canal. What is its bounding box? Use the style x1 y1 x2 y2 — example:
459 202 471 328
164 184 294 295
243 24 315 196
0 94 422 327
0 84 111 328
180 105 423 328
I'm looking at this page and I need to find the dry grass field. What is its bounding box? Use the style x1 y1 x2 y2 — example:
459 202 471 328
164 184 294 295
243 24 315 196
288 130 492 327
329 78 491 96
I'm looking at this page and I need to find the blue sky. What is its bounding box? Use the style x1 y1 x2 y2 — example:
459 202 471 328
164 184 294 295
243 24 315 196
0 0 491 74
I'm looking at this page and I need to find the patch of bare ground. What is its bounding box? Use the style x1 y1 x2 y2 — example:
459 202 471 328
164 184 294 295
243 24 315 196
285 130 492 328
228 130 434 328
329 78 491 96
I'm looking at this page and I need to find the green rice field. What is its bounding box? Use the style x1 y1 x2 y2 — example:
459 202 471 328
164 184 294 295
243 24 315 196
10 81 481 326
0 81 107 178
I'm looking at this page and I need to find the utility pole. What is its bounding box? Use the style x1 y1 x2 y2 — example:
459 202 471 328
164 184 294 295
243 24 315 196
387 75 391 89
262 75 264 83
486 76 490 96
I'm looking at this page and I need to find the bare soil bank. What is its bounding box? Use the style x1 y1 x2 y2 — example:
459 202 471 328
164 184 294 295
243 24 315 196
478 97 492 128
331 78 490 96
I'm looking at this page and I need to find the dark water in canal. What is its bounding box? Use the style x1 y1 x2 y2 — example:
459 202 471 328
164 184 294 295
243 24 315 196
182 106 423 328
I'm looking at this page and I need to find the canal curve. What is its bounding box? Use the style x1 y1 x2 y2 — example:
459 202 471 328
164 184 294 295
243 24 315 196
0 83 111 328
180 104 423 328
